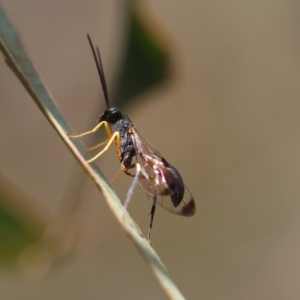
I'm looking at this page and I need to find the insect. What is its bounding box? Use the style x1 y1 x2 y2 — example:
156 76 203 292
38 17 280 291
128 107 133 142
68 35 196 242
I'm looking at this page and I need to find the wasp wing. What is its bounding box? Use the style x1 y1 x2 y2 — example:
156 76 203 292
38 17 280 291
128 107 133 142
130 127 196 216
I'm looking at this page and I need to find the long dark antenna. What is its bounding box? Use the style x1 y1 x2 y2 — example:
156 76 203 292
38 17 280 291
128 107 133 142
87 34 110 108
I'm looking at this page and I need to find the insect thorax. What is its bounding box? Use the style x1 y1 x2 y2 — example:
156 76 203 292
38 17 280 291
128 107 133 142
113 115 136 168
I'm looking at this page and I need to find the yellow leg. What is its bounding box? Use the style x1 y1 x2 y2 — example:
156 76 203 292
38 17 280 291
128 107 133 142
86 131 120 163
110 168 123 184
87 139 110 151
68 121 112 139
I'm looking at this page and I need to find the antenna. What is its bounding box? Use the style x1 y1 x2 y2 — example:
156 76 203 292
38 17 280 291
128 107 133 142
87 34 110 108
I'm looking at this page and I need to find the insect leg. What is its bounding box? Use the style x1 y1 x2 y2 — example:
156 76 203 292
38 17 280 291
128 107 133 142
86 131 120 163
110 168 123 184
68 121 112 138
110 162 136 186
147 195 157 243
122 163 137 177
123 163 141 209
87 139 110 151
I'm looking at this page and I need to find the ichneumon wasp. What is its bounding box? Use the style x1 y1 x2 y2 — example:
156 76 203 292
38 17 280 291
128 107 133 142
68 35 196 242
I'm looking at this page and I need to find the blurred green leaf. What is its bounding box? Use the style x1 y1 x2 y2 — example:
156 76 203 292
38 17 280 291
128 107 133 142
0 203 38 266
112 3 170 107
0 171 52 272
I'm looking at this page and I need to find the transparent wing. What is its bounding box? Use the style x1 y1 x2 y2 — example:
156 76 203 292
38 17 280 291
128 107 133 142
130 127 196 216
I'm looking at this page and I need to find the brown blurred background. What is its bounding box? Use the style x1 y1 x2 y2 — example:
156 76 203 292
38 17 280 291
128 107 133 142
1 0 300 299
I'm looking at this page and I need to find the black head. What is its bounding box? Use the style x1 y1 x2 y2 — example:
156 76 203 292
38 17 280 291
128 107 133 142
98 106 122 124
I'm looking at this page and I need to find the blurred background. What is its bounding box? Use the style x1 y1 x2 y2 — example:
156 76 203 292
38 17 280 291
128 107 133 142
1 0 300 299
